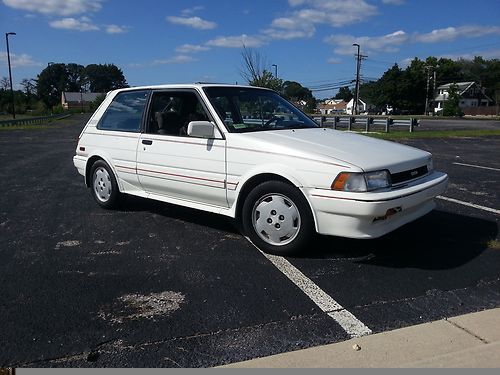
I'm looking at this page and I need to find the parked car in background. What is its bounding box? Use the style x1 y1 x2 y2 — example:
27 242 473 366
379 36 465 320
74 84 448 255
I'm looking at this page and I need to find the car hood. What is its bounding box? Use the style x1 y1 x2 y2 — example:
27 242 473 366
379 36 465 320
238 128 431 173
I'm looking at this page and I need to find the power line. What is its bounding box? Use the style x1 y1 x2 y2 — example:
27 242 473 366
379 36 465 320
307 80 354 90
301 77 353 85
310 84 355 93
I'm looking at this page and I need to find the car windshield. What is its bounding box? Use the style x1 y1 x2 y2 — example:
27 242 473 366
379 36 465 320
203 87 319 133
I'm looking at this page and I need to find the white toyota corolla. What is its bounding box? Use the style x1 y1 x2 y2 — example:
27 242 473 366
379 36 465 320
74 84 448 255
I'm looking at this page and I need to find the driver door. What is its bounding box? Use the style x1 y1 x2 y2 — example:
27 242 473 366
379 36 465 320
136 90 228 208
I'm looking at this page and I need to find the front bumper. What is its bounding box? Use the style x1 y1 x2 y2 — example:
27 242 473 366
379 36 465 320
307 171 448 238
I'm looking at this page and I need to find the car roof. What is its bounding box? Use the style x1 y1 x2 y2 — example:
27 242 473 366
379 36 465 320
111 84 273 94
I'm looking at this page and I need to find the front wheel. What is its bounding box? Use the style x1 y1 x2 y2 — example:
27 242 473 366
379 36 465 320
90 160 120 209
242 181 314 256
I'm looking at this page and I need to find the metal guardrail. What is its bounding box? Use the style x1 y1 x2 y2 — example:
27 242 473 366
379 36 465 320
0 114 72 127
312 115 419 133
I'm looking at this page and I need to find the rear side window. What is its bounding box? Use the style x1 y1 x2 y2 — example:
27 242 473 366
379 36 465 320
98 90 150 132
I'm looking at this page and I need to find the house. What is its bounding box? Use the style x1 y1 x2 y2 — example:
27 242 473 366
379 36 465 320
292 99 308 111
433 82 493 114
61 92 103 111
346 98 375 115
317 100 347 115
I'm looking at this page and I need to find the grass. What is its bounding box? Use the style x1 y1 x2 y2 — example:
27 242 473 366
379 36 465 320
0 115 79 131
0 114 38 121
0 124 61 131
387 115 500 121
360 129 500 140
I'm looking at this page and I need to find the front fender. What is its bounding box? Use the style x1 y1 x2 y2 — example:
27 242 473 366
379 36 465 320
228 163 319 229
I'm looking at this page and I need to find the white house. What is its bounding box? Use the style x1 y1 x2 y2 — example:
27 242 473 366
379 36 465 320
61 92 103 110
346 98 375 115
433 82 492 114
317 100 347 115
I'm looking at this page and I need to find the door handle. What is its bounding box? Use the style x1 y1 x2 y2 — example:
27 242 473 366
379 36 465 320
142 140 153 145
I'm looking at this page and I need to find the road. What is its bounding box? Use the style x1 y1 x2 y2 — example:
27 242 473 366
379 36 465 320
0 115 499 367
417 118 500 130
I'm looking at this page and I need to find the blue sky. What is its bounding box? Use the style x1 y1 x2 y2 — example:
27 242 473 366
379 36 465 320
1 0 499 98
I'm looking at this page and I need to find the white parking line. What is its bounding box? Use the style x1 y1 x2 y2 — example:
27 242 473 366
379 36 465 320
437 196 500 215
452 162 500 172
260 250 372 338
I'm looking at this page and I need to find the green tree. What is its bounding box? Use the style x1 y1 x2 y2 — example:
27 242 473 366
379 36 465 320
335 86 353 101
443 84 463 116
371 64 404 110
282 80 316 112
82 64 128 92
240 47 284 91
249 70 284 92
403 58 427 113
20 78 38 110
66 63 85 92
0 77 10 90
37 63 68 109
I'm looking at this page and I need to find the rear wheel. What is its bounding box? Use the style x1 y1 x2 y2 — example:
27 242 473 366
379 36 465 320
90 160 119 209
242 181 314 256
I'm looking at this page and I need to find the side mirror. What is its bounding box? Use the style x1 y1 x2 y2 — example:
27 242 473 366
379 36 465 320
187 121 215 138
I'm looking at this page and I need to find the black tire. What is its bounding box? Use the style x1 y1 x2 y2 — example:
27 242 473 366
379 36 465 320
242 180 314 256
90 160 120 209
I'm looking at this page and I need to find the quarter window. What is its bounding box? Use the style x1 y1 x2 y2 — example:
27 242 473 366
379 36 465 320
98 90 150 132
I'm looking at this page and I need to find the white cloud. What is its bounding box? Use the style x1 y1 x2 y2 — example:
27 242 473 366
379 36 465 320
382 0 406 5
166 16 217 30
106 24 128 34
326 30 409 55
266 0 378 41
152 55 197 65
327 57 342 64
399 57 413 68
175 44 211 54
49 17 99 31
263 26 315 40
325 24 500 59
127 63 146 68
2 0 102 16
264 17 315 40
415 25 500 43
206 34 265 48
292 0 377 26
181 5 204 15
440 48 500 61
0 51 41 67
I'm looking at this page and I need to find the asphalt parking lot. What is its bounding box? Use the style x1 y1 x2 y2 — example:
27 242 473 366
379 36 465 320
1 115 499 367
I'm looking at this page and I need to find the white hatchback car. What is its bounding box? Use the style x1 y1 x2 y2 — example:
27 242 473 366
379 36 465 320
74 84 448 255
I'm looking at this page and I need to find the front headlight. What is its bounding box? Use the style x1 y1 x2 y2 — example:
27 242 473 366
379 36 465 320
332 170 391 192
427 157 434 173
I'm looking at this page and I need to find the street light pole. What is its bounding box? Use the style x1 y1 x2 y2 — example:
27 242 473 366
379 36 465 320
272 64 278 79
5 32 16 119
352 43 361 116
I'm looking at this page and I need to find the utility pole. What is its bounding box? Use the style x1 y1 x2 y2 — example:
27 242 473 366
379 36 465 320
432 68 437 115
352 44 367 115
272 64 278 79
424 65 438 116
424 66 431 116
5 32 16 119
353 44 360 116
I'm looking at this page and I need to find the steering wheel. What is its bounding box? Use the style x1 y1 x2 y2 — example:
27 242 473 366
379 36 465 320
263 116 281 128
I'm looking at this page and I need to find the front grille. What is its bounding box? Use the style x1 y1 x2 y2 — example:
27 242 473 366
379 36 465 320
391 165 428 185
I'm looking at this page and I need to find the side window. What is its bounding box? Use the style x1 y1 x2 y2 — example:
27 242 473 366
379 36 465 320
147 91 209 137
98 90 150 132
